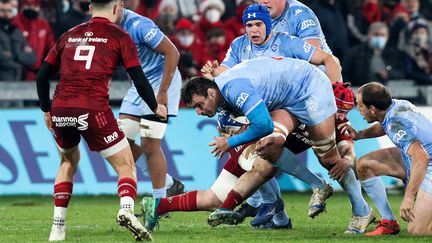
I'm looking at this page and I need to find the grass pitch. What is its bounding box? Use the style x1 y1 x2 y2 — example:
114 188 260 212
0 192 430 242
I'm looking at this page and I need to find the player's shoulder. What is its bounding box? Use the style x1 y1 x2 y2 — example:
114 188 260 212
122 9 156 31
274 31 298 41
231 34 249 46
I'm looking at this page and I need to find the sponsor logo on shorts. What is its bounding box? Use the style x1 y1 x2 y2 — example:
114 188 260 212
104 131 119 144
52 113 88 130
301 19 316 30
77 113 89 131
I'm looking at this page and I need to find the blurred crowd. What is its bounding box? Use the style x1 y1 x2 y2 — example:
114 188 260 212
1 0 432 87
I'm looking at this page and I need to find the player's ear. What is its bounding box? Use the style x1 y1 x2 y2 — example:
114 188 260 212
208 88 215 99
89 4 93 14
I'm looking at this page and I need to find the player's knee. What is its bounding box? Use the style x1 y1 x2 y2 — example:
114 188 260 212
59 160 78 175
356 157 374 180
408 223 431 236
253 160 276 181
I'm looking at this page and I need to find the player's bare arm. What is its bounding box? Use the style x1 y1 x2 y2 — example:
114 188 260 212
154 36 179 107
338 122 385 140
400 141 430 222
308 49 341 83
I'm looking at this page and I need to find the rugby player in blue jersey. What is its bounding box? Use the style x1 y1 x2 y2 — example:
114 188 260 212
117 9 184 202
341 82 432 235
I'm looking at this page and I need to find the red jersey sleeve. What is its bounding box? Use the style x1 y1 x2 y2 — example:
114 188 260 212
119 32 141 69
44 39 62 69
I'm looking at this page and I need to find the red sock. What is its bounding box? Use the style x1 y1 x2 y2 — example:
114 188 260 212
54 182 73 207
156 191 198 215
219 190 243 210
118 177 137 200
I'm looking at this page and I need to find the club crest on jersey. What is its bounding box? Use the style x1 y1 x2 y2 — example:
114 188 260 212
247 13 256 18
236 93 249 109
301 19 316 30
280 19 287 26
271 44 278 52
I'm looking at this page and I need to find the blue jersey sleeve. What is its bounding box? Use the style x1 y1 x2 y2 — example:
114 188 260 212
388 118 418 152
227 102 274 148
221 36 243 68
220 78 262 115
126 16 164 49
281 35 315 62
291 7 321 40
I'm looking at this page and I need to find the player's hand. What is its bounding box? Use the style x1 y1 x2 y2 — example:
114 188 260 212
329 158 351 181
44 112 54 133
209 136 229 159
154 104 167 121
256 136 285 162
201 60 219 80
400 195 415 222
157 90 168 108
338 122 359 140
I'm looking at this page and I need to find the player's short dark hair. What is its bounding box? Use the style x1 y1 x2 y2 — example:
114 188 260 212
90 0 116 7
358 82 392 110
181 77 219 105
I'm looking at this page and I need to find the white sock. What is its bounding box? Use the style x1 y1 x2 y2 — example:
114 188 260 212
165 174 174 188
53 207 67 226
153 187 166 198
120 196 135 213
246 191 262 208
361 177 396 220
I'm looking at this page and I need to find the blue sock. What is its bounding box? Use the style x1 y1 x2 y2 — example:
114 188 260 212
135 154 149 175
258 180 278 204
361 177 395 220
268 177 281 197
135 154 174 189
246 191 262 208
273 209 290 225
273 148 326 189
339 168 369 216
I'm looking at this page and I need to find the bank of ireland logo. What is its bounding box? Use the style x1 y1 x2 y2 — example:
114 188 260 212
77 113 89 131
248 13 256 19
236 93 249 109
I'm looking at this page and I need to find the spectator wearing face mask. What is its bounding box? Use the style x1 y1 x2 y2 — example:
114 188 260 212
156 0 179 35
170 18 205 81
12 0 55 81
343 22 406 86
55 0 91 38
196 0 234 47
400 19 432 84
0 0 36 81
224 0 253 37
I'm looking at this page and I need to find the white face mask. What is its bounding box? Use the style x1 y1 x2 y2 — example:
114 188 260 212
11 8 18 17
205 9 221 23
178 35 194 47
415 33 429 47
62 0 70 13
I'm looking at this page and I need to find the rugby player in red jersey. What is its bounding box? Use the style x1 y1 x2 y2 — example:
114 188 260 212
36 0 166 241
